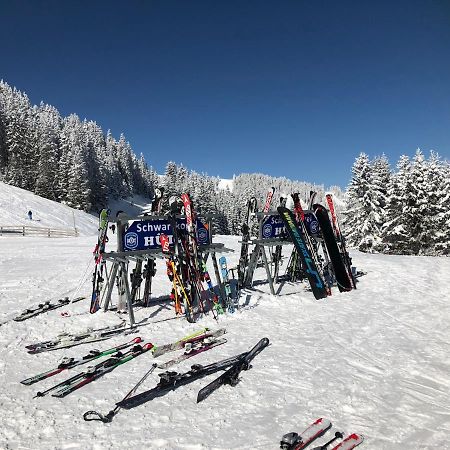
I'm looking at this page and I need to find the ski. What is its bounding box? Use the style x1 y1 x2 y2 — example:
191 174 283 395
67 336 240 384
90 208 110 313
325 194 357 289
157 337 227 369
152 328 225 358
219 256 237 312
116 352 247 410
196 337 269 403
331 433 364 450
21 337 142 385
280 418 332 450
237 197 258 288
50 343 154 398
277 206 328 299
313 204 353 292
13 296 85 322
263 187 275 213
25 322 130 354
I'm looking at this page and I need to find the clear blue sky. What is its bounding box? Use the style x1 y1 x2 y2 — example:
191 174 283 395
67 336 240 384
1 0 450 188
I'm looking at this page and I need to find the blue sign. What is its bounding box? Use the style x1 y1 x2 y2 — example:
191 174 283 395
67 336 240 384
123 218 210 251
304 212 320 237
260 214 286 239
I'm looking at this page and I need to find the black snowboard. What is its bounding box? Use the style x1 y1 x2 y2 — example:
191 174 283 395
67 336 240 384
313 204 352 292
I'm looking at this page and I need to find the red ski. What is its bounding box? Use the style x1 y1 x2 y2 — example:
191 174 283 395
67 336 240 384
280 418 332 450
331 433 364 450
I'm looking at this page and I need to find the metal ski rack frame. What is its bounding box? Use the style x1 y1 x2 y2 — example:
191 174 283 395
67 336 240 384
242 212 292 295
100 213 233 326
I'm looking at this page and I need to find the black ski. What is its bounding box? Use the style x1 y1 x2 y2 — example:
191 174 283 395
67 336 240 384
313 204 352 292
277 206 328 299
116 353 247 409
196 337 269 403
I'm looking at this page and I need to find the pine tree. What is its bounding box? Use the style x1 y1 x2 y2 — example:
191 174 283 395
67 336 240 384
343 153 379 251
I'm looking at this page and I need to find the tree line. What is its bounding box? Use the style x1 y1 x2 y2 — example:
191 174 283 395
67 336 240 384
344 150 450 255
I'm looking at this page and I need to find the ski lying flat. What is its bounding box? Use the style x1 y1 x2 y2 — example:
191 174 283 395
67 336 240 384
26 323 132 354
157 337 227 369
50 343 154 398
21 337 142 385
151 328 223 358
196 337 269 403
280 418 332 450
277 206 328 300
331 434 364 450
14 296 85 322
116 352 247 410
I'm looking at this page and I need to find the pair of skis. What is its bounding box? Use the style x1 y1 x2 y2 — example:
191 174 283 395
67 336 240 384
90 208 110 313
281 418 363 450
13 296 85 322
115 337 269 410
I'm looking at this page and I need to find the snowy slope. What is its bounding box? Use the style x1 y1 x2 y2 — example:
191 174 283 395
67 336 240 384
0 231 449 449
0 181 153 236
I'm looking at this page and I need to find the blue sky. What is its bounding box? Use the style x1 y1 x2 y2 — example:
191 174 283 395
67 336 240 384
1 0 449 188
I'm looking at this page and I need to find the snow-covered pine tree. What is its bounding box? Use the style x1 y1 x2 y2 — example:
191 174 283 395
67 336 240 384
370 154 391 251
34 103 61 200
343 153 380 251
381 155 412 254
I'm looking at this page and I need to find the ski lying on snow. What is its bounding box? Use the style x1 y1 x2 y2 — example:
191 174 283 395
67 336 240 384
330 433 364 450
280 418 332 450
14 296 85 322
116 352 247 409
157 337 227 369
21 337 143 385
151 328 224 357
196 337 269 403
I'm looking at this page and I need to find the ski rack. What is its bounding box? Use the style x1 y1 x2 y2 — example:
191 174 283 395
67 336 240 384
242 212 292 295
100 213 233 326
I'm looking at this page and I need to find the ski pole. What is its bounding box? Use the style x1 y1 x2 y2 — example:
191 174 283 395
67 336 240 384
83 363 158 423
312 431 344 450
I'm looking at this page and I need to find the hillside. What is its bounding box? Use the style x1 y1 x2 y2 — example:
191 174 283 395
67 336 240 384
0 181 153 236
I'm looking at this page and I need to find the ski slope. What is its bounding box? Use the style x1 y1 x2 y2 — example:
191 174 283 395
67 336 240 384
0 228 449 449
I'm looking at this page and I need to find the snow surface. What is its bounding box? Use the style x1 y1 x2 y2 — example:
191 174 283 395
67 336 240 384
1 225 450 449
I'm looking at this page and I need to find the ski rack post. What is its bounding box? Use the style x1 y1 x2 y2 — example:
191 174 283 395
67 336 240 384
242 211 292 295
100 213 233 323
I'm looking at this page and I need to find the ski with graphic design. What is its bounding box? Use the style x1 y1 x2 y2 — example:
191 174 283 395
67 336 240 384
197 337 269 403
152 328 225 357
200 260 224 314
157 337 227 369
280 418 332 450
238 197 258 288
116 352 247 410
160 233 195 320
48 343 154 398
273 196 287 282
325 194 356 289
313 203 352 292
219 256 237 312
21 337 142 385
277 206 328 299
331 433 364 450
14 296 85 322
263 187 275 213
90 208 110 313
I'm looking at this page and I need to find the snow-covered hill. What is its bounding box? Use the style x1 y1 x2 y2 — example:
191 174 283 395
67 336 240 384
0 181 152 236
0 231 449 449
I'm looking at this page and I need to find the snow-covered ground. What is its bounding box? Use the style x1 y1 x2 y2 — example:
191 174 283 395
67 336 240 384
1 224 449 449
